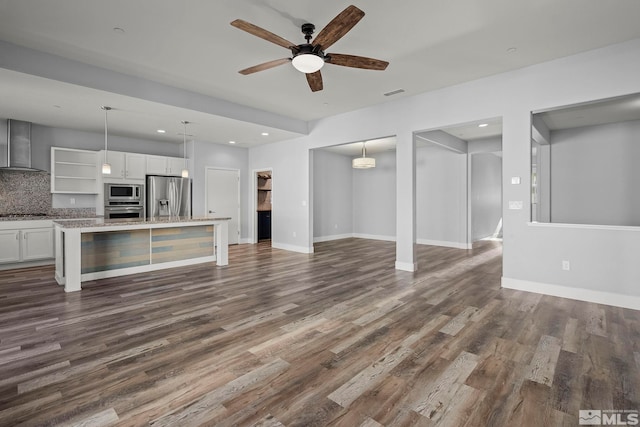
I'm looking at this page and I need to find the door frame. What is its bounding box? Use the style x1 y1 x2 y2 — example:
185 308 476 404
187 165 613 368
251 168 273 244
204 167 241 244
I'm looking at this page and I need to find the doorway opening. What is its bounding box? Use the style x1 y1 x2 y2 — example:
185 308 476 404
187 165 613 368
256 170 272 244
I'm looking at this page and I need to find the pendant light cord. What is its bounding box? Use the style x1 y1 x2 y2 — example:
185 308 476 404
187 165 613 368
183 121 187 168
102 106 111 162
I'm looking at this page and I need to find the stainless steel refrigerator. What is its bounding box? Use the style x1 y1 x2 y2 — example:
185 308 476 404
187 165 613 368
146 175 192 219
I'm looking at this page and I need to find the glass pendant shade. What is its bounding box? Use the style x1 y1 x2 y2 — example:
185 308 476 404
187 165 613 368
292 54 325 73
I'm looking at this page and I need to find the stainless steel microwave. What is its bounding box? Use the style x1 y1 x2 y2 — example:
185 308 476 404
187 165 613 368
105 183 142 202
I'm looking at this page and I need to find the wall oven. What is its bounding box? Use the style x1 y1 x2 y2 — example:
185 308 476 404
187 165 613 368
104 184 144 219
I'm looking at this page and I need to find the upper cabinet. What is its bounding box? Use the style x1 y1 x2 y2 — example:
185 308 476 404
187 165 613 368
100 151 146 181
51 148 185 196
51 147 98 194
146 155 186 177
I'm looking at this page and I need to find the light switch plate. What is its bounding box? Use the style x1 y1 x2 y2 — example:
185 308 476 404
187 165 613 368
508 201 523 210
511 177 521 185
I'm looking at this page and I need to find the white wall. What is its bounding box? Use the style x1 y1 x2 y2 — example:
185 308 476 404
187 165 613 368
416 145 467 247
470 153 502 240
192 141 249 240
550 120 640 226
248 38 640 308
249 138 311 253
352 151 397 240
312 150 353 241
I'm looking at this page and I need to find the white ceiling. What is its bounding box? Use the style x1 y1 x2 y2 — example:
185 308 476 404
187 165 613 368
1 0 640 146
321 117 503 156
536 92 640 131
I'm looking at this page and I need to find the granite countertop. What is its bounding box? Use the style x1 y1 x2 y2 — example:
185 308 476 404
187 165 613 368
0 214 101 222
54 216 231 229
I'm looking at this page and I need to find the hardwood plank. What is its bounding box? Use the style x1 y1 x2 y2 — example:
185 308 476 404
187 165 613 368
413 351 480 419
525 335 562 386
0 239 638 426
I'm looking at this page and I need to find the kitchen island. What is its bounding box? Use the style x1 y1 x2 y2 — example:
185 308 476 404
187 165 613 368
54 216 230 292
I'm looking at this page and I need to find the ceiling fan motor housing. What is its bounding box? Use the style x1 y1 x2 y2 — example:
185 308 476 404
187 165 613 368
301 23 315 41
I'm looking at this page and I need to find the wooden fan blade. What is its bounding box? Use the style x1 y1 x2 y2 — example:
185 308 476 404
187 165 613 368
239 58 291 75
326 53 389 70
312 5 365 51
306 70 323 92
231 19 297 50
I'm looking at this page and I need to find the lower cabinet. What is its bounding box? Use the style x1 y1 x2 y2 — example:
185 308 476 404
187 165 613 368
0 225 54 264
0 230 21 263
21 228 55 261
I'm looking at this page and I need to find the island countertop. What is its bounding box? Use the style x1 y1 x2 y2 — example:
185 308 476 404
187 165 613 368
53 216 231 230
53 216 230 292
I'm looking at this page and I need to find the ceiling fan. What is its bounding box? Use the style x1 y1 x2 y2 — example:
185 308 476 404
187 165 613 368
230 5 389 92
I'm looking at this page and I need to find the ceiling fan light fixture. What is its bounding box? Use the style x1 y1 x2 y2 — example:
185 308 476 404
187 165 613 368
292 53 325 73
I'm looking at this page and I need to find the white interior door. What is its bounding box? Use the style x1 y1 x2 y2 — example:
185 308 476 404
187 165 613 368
206 168 240 244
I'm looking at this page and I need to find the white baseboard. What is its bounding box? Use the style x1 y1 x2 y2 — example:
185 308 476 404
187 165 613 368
81 256 217 283
313 233 354 243
501 277 640 310
353 233 396 242
238 238 252 244
417 239 472 250
271 242 314 254
0 259 54 271
395 261 417 272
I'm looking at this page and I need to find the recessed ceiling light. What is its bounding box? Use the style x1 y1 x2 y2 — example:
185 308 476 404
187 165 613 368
478 123 489 128
229 141 236 144
261 132 269 136
157 129 166 134
113 27 125 34
506 47 517 53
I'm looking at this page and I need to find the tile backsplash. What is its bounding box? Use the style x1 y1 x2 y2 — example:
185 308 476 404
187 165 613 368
0 169 95 216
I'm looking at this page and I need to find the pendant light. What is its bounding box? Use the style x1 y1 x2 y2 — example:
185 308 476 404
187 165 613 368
101 106 112 175
181 120 189 178
352 142 376 169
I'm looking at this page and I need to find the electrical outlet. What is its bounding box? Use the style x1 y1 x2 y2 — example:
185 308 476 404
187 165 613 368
562 260 570 271
292 231 297 238
508 201 523 210
334 224 338 229
70 198 76 205
511 177 521 185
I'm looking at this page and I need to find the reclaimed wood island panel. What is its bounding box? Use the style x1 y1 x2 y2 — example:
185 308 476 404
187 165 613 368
53 216 230 292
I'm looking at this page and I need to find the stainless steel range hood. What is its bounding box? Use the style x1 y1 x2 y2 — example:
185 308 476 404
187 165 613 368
0 119 44 171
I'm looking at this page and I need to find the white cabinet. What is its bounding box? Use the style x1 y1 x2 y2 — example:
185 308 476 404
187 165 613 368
101 151 146 180
167 157 186 176
146 155 167 175
126 154 146 179
21 228 54 260
0 221 54 264
0 230 21 263
146 155 186 176
51 148 98 194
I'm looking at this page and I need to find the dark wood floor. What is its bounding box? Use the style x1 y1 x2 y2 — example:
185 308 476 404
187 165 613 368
0 239 638 426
